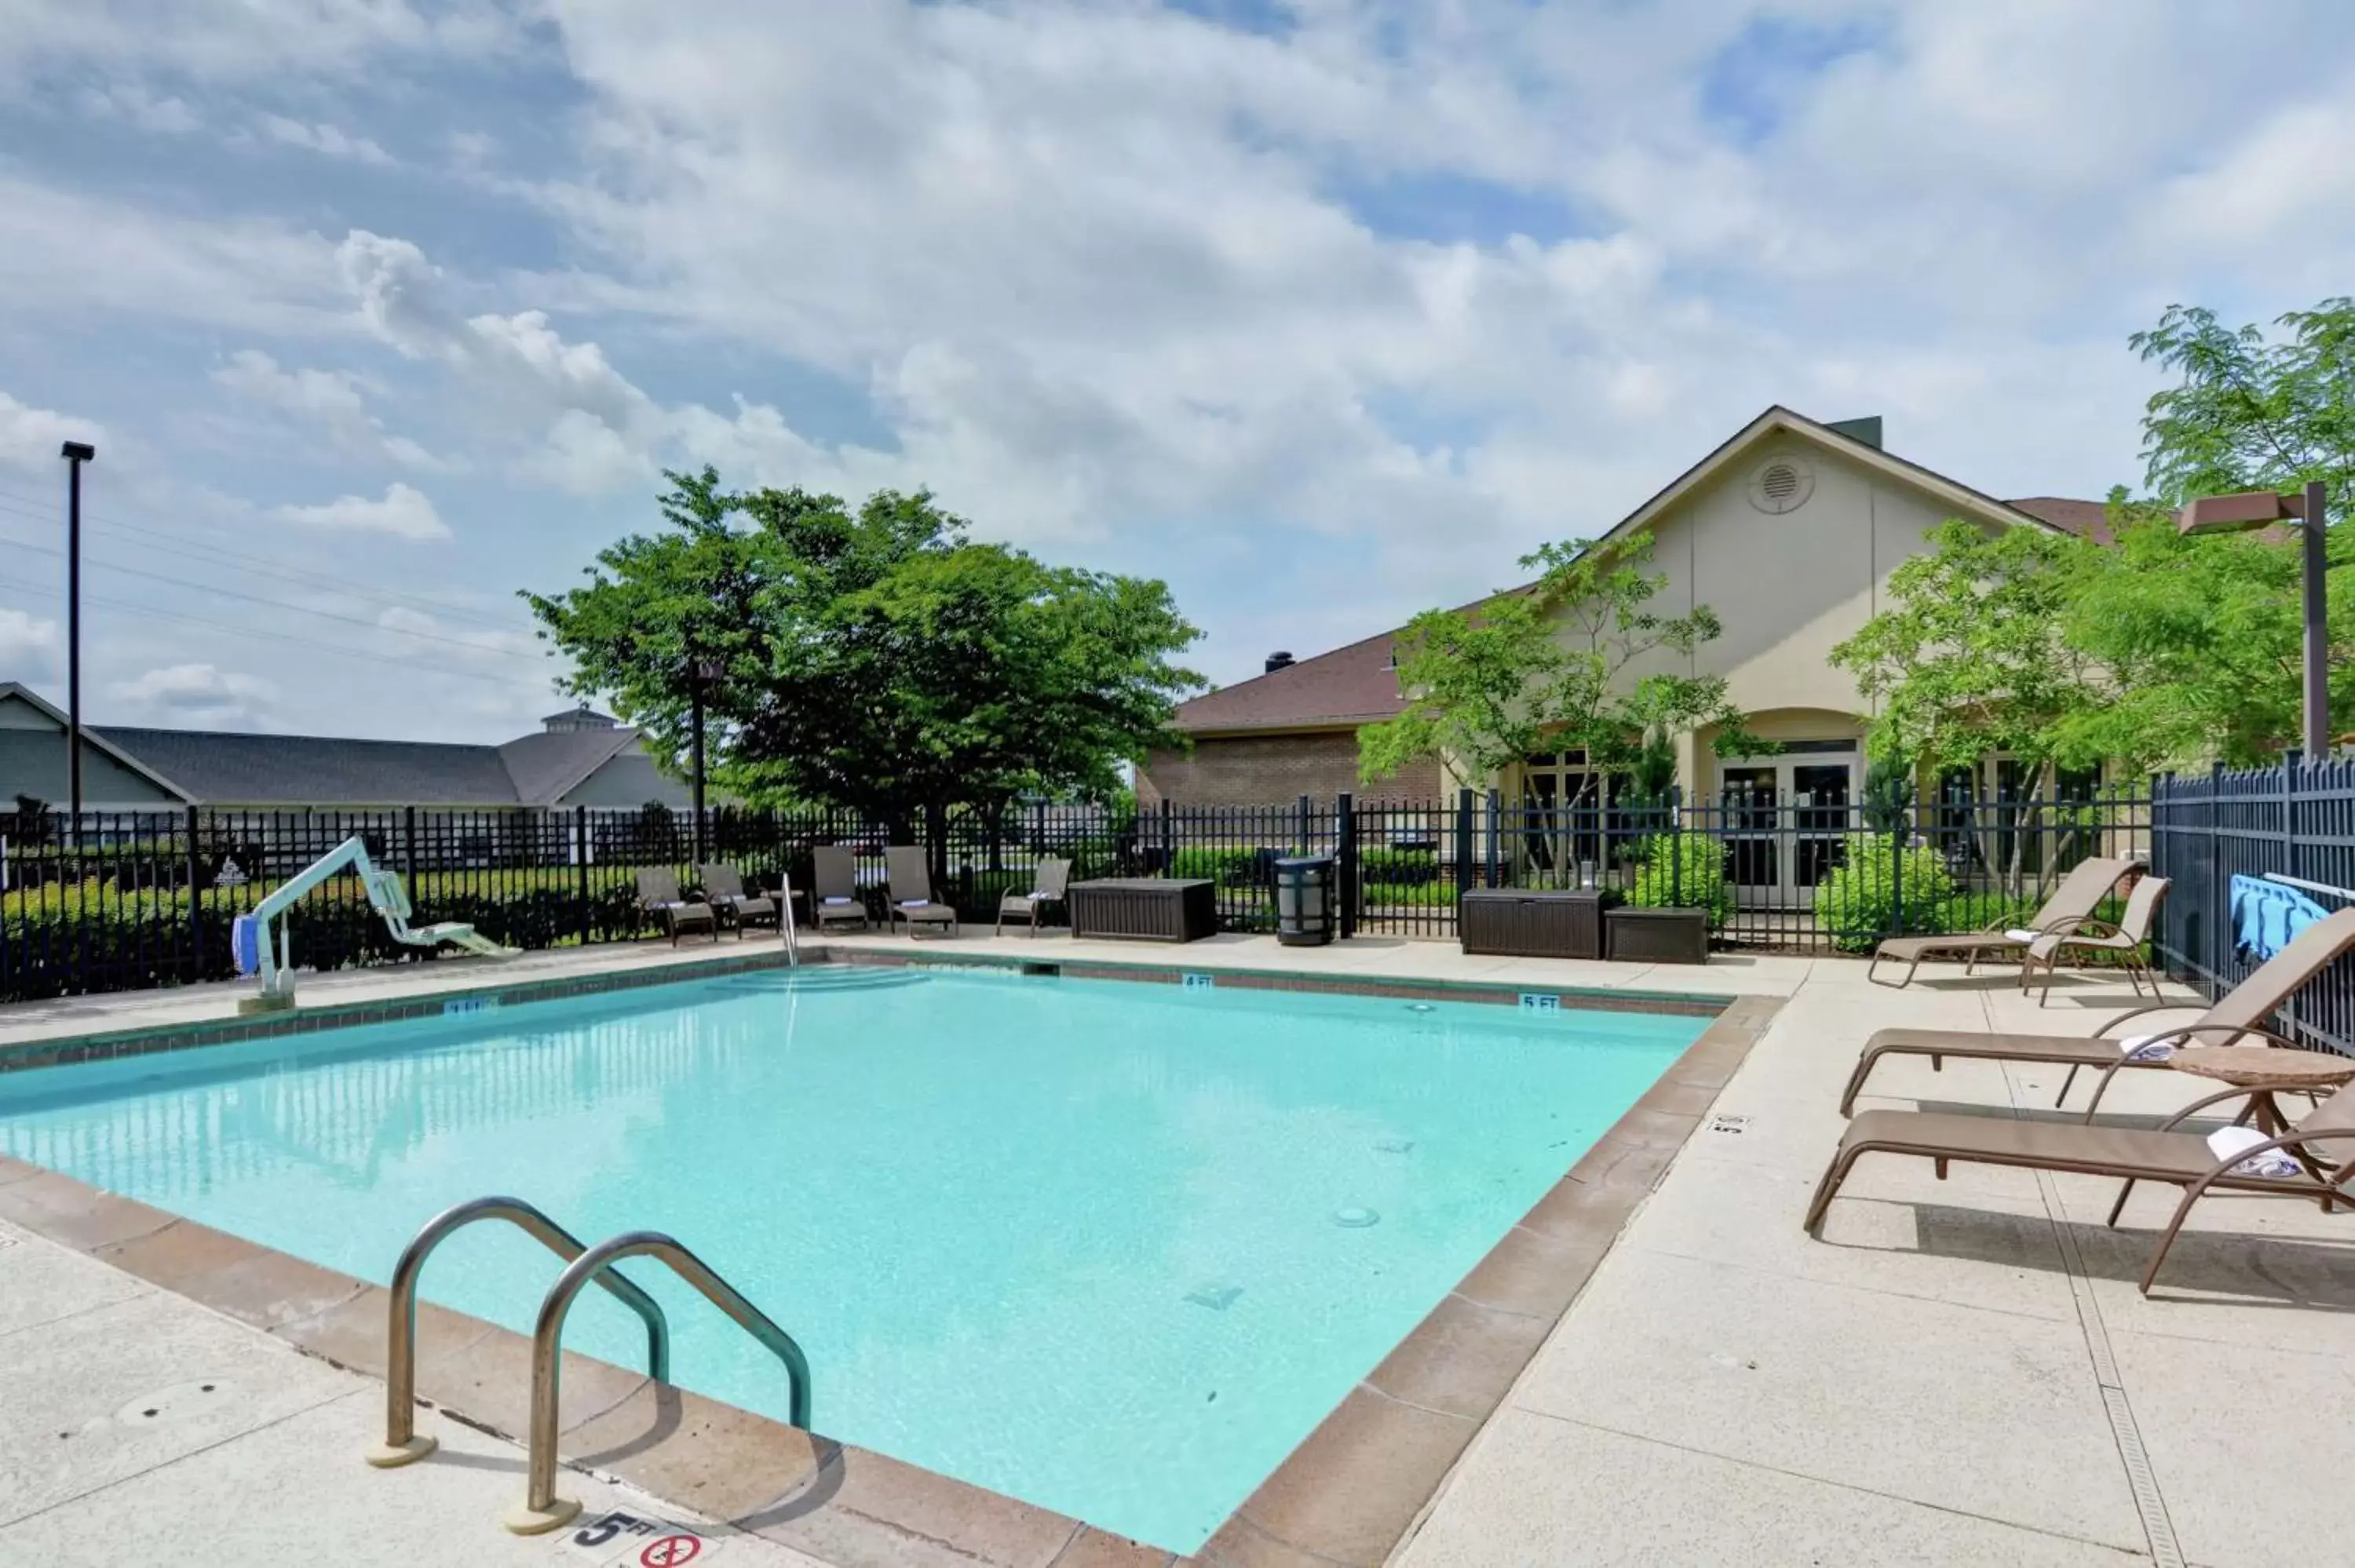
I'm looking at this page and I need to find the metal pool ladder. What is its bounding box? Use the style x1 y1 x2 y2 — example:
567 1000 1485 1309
780 870 800 968
367 1199 812 1541
505 1229 812 1535
367 1195 670 1469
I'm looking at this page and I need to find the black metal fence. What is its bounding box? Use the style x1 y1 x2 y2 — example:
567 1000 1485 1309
1 786 2165 1005
2152 760 2355 1056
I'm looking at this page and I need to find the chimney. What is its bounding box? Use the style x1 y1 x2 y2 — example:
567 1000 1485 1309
1264 651 1294 674
1824 415 1883 450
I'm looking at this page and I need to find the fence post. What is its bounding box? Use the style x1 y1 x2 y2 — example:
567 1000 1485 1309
1159 797 1174 876
1484 788 1501 889
184 804 203 982
1336 792 1358 939
1672 785 1684 907
1889 808 1904 940
575 807 591 946
403 805 418 889
2283 753 2302 1043
1455 788 1475 904
1295 793 1312 855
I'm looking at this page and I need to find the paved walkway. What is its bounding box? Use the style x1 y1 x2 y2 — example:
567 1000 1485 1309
0 1212 827 1567
1397 960 2355 1568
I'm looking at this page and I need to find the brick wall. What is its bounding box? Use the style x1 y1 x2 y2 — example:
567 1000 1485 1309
1137 731 1443 806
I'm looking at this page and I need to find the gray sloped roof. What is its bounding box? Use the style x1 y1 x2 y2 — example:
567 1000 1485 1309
91 727 529 807
497 728 640 804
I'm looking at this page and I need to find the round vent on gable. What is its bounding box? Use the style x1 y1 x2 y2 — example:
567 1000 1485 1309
1747 455 1815 515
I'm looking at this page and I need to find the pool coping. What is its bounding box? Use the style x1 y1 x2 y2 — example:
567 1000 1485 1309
0 955 1780 1566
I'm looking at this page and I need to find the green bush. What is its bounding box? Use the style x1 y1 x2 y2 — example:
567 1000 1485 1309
1168 846 1280 885
1359 846 1438 884
1627 832 1731 922
1812 833 1957 953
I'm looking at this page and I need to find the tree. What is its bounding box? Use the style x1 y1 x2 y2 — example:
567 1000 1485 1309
1829 518 2110 889
1358 529 1759 800
526 471 1203 870
2131 298 2355 525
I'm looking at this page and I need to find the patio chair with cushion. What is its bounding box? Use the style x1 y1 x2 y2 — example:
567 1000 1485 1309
636 868 717 945
1866 855 2142 988
2018 873 2170 1005
886 845 958 939
1838 906 2355 1114
1806 1074 2355 1294
996 857 1072 937
697 862 780 937
809 846 871 934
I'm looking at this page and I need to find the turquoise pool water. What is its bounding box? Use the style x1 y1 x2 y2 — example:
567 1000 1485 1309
0 968 1702 1550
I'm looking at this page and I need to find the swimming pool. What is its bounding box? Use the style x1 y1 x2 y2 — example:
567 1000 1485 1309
0 967 1704 1551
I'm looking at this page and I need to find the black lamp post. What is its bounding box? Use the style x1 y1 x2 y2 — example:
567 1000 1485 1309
58 440 95 830
2179 480 2333 757
689 658 724 863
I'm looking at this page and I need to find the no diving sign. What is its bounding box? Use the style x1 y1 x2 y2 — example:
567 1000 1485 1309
558 1511 719 1567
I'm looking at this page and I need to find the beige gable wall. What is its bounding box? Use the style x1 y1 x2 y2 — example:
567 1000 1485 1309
1550 430 2003 794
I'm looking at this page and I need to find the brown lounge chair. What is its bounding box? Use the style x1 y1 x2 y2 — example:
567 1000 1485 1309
886 845 958 938
996 857 1071 936
1866 855 2142 988
1806 1076 2355 1293
2018 873 2169 1005
1838 906 2355 1114
697 862 780 936
636 868 716 944
809 846 871 934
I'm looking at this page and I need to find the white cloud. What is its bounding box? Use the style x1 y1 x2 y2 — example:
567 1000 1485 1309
374 606 541 669
0 609 63 681
258 115 393 166
110 663 276 727
210 350 444 469
78 80 199 133
0 390 103 473
272 482 450 540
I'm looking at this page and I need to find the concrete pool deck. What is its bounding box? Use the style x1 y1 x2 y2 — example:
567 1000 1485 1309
3 934 2353 1565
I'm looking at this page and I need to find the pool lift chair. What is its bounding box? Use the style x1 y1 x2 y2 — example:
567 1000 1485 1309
232 834 517 1013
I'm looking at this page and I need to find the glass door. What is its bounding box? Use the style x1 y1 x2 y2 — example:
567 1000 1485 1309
1718 746 1860 907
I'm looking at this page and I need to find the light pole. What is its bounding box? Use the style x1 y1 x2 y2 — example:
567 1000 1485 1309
2179 482 2332 758
58 441 95 828
689 658 723 864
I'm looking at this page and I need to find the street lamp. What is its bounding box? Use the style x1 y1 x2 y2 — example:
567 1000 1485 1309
689 658 724 863
58 440 95 830
2179 480 2332 759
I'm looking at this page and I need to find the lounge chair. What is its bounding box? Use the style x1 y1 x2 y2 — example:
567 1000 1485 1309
1866 855 2142 987
886 845 958 938
1805 1076 2355 1294
2018 873 2169 1005
1838 906 2355 1114
636 868 717 944
996 857 1071 936
809 846 871 934
697 862 780 936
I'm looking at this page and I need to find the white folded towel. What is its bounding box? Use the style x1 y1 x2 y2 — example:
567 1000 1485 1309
2207 1124 2302 1179
2004 927 2041 943
1024 892 1047 903
2118 1034 2177 1063
822 895 853 905
900 899 930 909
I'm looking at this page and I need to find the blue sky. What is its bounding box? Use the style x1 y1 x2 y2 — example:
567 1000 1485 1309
2 0 2352 742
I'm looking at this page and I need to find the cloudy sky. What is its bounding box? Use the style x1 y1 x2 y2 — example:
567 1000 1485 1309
1 1 2350 741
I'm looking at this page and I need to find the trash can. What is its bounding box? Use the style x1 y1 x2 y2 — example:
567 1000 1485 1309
1275 855 1338 946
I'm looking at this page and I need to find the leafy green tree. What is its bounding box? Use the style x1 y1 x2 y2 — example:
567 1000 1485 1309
526 470 1203 867
1358 529 1760 800
2131 298 2355 522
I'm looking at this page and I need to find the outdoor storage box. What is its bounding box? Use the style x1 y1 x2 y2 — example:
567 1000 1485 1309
1068 877 1218 943
1605 905 1711 964
1459 888 1620 960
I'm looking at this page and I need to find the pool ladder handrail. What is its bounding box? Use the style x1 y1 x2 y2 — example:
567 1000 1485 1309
506 1228 812 1535
367 1195 670 1468
780 870 799 968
